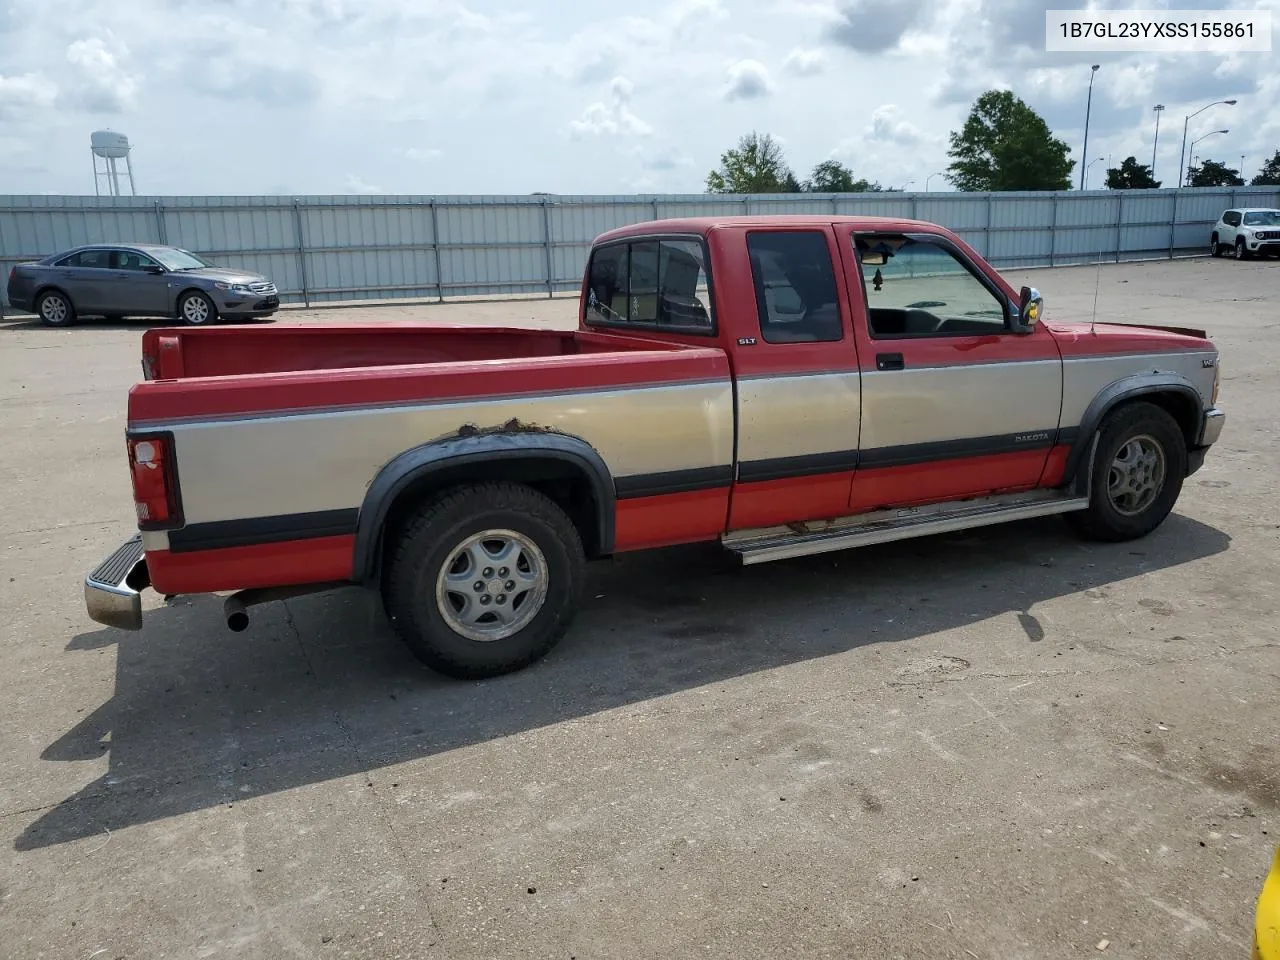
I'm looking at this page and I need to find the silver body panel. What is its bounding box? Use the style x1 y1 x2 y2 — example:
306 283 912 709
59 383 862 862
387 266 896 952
859 359 1062 449
736 372 860 464
158 380 736 526
1059 351 1217 429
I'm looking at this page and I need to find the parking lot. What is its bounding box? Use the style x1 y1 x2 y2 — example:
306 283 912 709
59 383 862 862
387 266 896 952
1 256 1277 959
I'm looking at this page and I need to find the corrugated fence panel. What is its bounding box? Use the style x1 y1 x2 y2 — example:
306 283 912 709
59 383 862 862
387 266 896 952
4 187 1280 309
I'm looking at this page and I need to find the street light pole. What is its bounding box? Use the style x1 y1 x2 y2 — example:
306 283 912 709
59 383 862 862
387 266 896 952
1084 156 1104 190
925 171 945 191
1080 64 1100 189
1179 99 1238 187
1187 130 1229 184
1151 104 1164 179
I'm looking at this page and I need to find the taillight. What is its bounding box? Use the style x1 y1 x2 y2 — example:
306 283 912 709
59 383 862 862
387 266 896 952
128 434 182 529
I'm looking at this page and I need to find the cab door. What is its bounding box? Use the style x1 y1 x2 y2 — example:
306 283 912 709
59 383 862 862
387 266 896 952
834 227 1063 512
725 225 863 531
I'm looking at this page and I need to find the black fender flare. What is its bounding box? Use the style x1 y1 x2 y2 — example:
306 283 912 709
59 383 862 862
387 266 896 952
1063 373 1204 492
352 432 616 583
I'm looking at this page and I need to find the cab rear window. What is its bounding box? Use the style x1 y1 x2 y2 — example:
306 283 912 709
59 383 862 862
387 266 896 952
584 238 714 334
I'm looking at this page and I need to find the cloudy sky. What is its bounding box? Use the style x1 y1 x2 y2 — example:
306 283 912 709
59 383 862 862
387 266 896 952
0 0 1276 196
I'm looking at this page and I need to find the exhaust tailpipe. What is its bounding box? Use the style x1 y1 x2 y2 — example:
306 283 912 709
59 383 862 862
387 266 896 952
222 581 351 633
224 594 249 632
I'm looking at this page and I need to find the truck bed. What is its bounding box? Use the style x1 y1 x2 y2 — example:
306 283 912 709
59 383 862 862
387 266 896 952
139 323 697 381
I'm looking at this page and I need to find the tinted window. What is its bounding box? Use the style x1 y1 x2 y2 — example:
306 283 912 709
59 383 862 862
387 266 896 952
57 249 111 268
113 250 162 271
856 234 1007 338
584 239 713 333
745 231 842 344
1224 211 1242 226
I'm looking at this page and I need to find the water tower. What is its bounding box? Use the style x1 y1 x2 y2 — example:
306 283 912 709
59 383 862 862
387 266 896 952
90 130 137 197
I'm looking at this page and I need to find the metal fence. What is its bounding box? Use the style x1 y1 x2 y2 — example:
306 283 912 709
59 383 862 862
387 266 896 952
2 186 1278 308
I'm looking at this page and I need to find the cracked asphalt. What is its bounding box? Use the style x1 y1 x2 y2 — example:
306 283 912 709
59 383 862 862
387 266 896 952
1 257 1277 959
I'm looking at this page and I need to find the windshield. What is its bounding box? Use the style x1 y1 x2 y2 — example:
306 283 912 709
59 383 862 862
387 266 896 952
151 247 212 270
1242 211 1280 226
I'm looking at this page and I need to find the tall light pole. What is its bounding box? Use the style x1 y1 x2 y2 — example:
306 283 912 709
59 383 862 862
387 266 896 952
1084 156 1104 189
1187 130 1229 184
925 171 946 191
1151 104 1165 179
900 179 915 192
1079 64 1100 189
1240 153 1246 178
1179 99 1237 187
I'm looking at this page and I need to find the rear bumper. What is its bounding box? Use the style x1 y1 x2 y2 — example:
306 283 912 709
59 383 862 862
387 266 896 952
85 534 150 630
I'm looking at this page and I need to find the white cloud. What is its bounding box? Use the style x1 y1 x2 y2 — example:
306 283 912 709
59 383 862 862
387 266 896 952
0 72 58 117
723 59 774 101
404 147 443 161
63 37 140 113
783 48 825 77
344 174 385 194
569 75 654 138
866 104 926 146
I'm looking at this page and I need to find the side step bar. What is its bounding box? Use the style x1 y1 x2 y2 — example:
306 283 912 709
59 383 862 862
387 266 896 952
723 492 1090 565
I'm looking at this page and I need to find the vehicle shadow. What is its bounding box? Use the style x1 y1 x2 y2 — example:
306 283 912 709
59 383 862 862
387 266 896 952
17 513 1230 850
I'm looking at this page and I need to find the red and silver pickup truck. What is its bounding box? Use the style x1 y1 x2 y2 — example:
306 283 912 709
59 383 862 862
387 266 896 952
86 215 1226 678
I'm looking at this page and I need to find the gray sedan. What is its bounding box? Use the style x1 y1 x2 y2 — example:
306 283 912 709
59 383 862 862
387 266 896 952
5 243 280 327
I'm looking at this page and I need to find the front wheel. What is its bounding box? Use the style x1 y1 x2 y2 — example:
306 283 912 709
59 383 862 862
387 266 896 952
1236 238 1251 261
1068 401 1187 542
178 291 218 325
381 482 585 679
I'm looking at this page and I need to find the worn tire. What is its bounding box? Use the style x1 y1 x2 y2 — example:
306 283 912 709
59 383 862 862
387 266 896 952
381 482 585 679
1067 401 1187 542
36 289 76 327
178 290 218 326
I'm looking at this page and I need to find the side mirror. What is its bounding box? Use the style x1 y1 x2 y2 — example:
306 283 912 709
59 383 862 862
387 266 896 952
143 264 165 275
1010 285 1042 334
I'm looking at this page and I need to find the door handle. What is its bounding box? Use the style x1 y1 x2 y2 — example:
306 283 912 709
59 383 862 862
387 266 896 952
876 353 905 371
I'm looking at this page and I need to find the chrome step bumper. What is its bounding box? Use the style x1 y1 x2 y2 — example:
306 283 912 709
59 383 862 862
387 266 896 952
85 534 150 630
724 491 1091 565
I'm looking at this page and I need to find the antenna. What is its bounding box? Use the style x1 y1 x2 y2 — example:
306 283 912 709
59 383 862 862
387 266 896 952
1090 235 1103 335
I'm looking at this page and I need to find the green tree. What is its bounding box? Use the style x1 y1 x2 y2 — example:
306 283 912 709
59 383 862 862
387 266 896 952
1187 159 1244 187
705 132 798 193
945 90 1074 191
1251 149 1280 186
1104 156 1160 189
803 160 883 192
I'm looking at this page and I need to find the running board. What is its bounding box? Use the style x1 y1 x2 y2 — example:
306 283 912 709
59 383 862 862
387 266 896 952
723 491 1090 565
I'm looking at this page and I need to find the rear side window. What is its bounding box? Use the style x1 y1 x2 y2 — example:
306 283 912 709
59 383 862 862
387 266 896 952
584 238 713 334
55 249 111 268
746 231 843 344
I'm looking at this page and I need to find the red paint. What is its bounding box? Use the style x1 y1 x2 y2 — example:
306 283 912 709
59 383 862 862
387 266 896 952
849 452 1046 513
146 536 355 594
614 488 731 551
728 474 856 531
130 327 731 424
1047 321 1211 357
1039 445 1071 487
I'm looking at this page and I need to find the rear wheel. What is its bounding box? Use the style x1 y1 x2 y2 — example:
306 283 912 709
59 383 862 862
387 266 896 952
1068 401 1187 542
178 290 217 325
1210 234 1222 257
36 290 75 327
381 482 585 679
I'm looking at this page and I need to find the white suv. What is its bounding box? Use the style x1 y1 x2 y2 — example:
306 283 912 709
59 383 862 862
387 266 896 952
1210 208 1280 260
